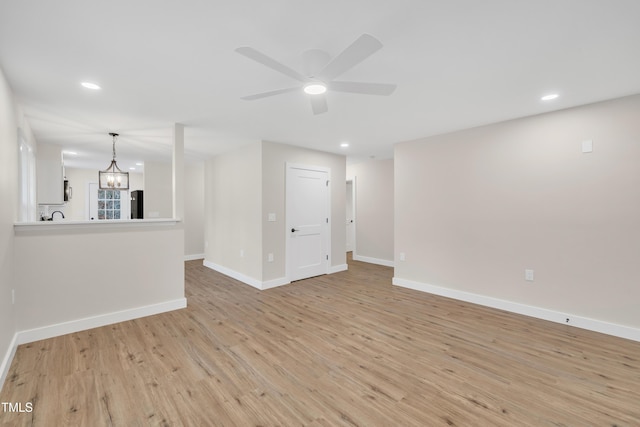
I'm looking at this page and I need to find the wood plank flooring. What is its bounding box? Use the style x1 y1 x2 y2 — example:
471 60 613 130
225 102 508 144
2 255 639 426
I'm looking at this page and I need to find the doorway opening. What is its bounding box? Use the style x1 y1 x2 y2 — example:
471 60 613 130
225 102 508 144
346 177 356 254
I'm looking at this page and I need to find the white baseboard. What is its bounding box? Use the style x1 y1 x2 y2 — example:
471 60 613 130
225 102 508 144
184 253 205 261
262 277 291 290
393 277 640 343
203 260 262 289
16 298 187 345
328 263 348 274
0 333 18 392
203 260 291 290
353 254 395 267
203 259 348 289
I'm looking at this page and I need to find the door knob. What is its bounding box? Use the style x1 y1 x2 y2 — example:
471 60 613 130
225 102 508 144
291 228 299 233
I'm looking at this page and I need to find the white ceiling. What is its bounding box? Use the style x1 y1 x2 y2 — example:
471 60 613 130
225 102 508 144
1 0 640 170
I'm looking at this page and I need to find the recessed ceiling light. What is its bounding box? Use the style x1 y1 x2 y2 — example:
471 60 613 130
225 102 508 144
81 82 101 90
304 83 327 95
135 162 144 166
63 151 77 155
129 167 136 170
541 93 559 101
340 142 350 148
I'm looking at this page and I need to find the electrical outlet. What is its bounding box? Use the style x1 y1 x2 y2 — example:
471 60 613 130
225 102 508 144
240 249 244 258
268 253 274 262
12 289 15 305
525 269 534 281
399 252 406 262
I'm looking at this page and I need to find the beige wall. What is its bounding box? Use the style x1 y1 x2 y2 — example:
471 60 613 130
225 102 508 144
204 143 262 281
204 141 346 285
64 167 143 221
262 141 347 281
0 66 18 386
64 165 204 259
184 160 205 257
144 161 172 218
36 143 63 205
64 167 98 220
14 222 185 333
347 159 394 264
395 94 640 331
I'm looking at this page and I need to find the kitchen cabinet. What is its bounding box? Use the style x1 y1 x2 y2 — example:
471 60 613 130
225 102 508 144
37 144 64 205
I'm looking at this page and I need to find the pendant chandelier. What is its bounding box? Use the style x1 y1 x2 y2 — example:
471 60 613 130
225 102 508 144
99 132 129 190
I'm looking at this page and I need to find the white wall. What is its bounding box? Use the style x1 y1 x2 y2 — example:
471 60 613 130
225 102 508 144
394 94 640 338
184 160 205 258
144 161 172 218
204 143 262 281
0 66 19 389
347 159 394 265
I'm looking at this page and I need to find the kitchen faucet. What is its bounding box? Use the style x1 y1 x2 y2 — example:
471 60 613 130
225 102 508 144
50 211 65 220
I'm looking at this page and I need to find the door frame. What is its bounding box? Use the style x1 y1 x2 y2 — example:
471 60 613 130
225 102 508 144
346 176 357 254
285 162 331 282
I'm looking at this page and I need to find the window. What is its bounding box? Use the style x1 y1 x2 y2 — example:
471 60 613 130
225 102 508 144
97 189 122 220
18 130 36 222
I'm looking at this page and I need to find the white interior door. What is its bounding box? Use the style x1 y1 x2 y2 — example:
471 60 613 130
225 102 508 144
286 164 330 281
346 179 355 252
88 183 97 220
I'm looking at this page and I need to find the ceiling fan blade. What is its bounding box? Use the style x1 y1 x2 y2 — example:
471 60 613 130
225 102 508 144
235 47 308 83
241 87 300 101
329 81 397 96
317 34 383 81
310 95 328 115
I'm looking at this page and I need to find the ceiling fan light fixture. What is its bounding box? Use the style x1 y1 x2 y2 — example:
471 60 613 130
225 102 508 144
304 82 327 95
541 93 559 101
235 34 395 114
81 82 101 90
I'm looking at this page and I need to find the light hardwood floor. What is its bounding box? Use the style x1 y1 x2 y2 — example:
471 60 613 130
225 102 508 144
1 256 639 426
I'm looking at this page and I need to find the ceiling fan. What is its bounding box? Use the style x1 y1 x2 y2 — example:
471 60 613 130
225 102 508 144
235 34 397 115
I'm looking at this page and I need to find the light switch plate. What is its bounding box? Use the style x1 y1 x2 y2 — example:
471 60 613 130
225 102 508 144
525 269 534 281
268 213 276 222
582 140 593 153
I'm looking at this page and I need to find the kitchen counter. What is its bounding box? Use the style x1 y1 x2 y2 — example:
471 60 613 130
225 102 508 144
14 218 181 233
